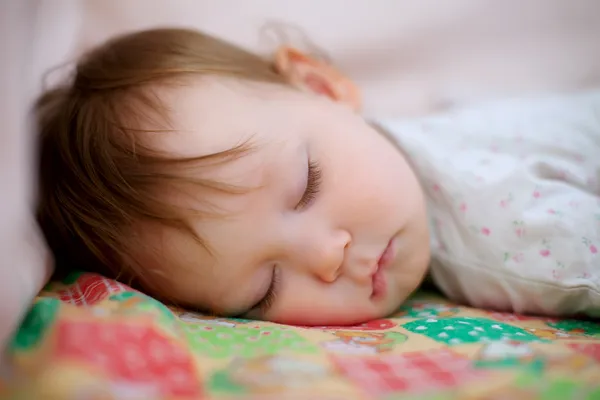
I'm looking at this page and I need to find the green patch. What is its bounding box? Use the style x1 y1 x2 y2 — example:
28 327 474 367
539 379 579 400
109 292 176 328
403 317 542 345
586 387 600 400
207 370 247 394
547 320 600 337
513 370 599 400
183 324 318 358
10 298 60 352
380 331 409 350
475 356 545 373
41 281 57 292
382 393 454 400
395 300 459 319
227 317 254 324
61 271 83 285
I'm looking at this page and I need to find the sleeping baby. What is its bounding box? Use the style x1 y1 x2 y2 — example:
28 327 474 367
35 28 600 326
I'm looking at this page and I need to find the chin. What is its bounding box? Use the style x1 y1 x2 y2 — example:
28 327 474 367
378 286 415 317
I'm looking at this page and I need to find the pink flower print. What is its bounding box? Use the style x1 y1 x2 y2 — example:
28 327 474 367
552 270 560 280
547 208 563 217
499 193 513 209
513 221 526 238
481 227 491 236
504 252 524 264
437 242 448 252
540 249 551 257
578 272 592 279
459 202 468 213
432 184 441 193
532 189 541 199
515 228 525 237
540 239 551 257
512 253 524 263
582 237 597 254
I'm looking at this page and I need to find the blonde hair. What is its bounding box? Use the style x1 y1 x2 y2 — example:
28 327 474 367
36 28 288 289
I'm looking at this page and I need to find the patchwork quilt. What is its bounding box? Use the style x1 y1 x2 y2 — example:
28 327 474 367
2 272 600 399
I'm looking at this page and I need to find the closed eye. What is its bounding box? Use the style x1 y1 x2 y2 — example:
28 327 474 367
250 265 280 314
295 159 322 210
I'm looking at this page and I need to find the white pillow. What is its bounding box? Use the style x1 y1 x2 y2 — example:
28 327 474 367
377 90 600 317
0 2 53 353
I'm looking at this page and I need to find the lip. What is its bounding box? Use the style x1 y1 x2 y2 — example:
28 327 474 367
378 238 395 270
370 239 395 299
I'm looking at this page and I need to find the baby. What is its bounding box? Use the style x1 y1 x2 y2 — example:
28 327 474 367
36 28 600 326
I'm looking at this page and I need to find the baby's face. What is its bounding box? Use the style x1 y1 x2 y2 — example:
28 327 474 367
143 77 430 325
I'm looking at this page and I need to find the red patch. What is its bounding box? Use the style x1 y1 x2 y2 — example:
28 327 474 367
330 350 487 396
54 320 201 398
58 274 130 306
567 343 600 362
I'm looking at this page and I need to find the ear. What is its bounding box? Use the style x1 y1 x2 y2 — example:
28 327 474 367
274 47 361 111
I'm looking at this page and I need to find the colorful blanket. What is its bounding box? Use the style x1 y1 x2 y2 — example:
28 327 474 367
3 272 600 399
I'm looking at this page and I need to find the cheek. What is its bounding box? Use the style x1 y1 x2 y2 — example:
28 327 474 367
331 138 415 220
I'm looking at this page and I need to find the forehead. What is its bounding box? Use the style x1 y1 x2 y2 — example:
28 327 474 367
146 76 306 196
151 77 296 157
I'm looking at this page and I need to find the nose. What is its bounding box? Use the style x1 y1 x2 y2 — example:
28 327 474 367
300 228 351 283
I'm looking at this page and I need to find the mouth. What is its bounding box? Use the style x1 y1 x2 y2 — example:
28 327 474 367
370 239 395 299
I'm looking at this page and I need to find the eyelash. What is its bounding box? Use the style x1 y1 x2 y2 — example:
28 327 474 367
295 160 322 210
257 266 280 313
254 160 321 313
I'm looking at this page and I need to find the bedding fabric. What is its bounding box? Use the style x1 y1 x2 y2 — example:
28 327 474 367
2 273 600 399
